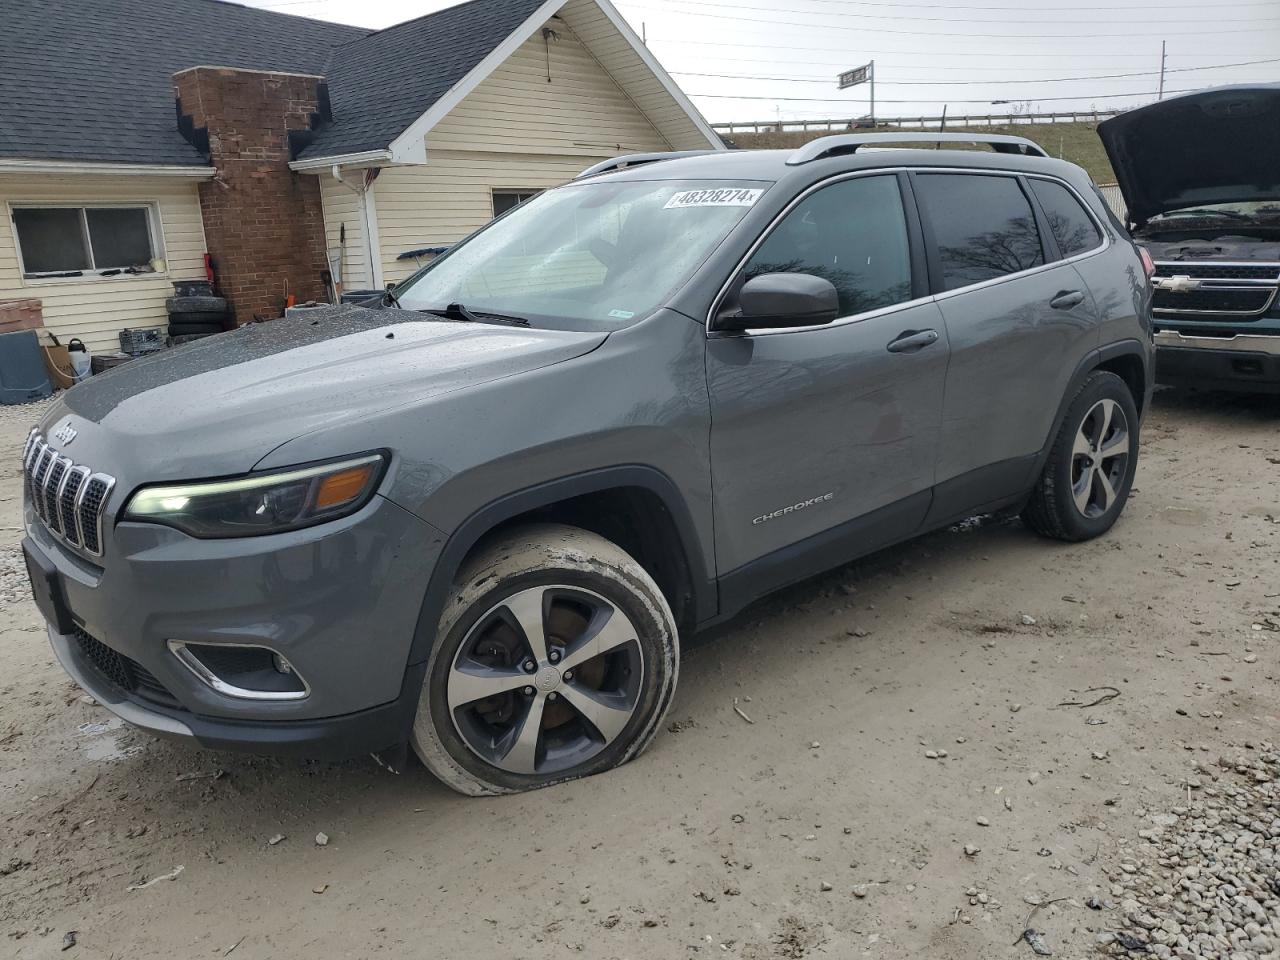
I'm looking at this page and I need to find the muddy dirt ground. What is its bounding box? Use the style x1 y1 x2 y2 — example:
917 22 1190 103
1 388 1277 960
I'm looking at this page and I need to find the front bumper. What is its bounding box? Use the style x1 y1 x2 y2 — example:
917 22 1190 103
1154 330 1280 393
28 493 444 757
49 626 427 759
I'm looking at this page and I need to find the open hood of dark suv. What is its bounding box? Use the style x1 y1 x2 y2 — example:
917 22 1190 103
1098 84 1280 227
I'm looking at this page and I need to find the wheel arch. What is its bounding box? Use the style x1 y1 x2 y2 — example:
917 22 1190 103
1033 338 1150 478
405 466 714 665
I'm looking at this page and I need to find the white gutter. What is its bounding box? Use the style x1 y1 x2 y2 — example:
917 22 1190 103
289 149 392 173
0 158 217 178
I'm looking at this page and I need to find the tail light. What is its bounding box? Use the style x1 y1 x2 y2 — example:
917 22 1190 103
1138 247 1156 281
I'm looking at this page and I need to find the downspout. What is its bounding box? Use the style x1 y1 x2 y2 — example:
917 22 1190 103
331 163 384 291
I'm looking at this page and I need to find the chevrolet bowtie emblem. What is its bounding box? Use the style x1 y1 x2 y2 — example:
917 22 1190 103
1156 275 1201 293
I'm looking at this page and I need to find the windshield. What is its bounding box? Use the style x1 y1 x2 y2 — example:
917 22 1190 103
394 178 770 328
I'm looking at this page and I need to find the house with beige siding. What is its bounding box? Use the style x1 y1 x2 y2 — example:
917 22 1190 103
0 0 720 355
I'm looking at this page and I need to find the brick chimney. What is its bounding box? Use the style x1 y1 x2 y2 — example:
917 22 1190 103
173 67 330 324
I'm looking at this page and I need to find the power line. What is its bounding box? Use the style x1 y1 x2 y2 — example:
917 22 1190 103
624 0 1279 26
683 86 1207 103
623 3 1278 38
668 56 1280 86
645 36 1280 57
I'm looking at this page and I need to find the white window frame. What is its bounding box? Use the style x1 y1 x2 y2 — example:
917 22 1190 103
491 189 542 219
7 200 167 282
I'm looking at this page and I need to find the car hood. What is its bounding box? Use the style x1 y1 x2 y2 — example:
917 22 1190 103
43 305 607 481
1098 84 1280 226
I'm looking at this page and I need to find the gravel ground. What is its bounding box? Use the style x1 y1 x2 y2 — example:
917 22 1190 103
1101 749 1280 959
0 386 1277 959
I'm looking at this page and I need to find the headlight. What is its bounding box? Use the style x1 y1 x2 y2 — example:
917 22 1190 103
123 453 386 538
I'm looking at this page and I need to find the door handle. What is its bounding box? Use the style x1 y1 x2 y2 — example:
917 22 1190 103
886 328 939 353
1050 290 1086 310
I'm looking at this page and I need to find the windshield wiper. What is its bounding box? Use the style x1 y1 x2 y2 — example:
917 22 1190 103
423 302 530 327
1160 209 1253 223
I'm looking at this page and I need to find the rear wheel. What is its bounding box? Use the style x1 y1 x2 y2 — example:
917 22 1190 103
411 524 679 795
1023 370 1139 542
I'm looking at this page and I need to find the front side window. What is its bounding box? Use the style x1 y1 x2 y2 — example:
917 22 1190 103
915 174 1045 291
396 179 769 329
1030 179 1103 257
12 205 157 277
742 175 912 317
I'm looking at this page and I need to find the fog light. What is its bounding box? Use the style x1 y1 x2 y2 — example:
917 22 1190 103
168 641 309 701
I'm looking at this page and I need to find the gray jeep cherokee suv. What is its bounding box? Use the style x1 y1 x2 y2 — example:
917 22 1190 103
22 133 1154 795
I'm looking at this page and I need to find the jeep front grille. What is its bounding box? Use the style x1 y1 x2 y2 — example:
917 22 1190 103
22 431 115 557
1152 261 1280 319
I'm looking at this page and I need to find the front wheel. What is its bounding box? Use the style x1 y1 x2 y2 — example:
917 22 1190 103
1023 370 1139 542
411 524 679 795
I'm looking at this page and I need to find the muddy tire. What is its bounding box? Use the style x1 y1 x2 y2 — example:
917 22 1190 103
1023 370 1139 542
411 524 679 796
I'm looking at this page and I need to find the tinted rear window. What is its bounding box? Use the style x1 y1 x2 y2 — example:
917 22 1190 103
1030 179 1103 257
915 174 1045 291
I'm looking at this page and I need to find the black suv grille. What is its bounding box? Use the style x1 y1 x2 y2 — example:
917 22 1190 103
73 629 184 710
1154 263 1280 281
1152 262 1280 319
1154 287 1277 316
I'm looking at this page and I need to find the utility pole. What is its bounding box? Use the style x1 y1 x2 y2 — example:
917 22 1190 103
1157 41 1167 100
641 21 646 45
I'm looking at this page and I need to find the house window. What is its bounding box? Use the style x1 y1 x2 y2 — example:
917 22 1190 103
11 204 160 278
492 189 541 218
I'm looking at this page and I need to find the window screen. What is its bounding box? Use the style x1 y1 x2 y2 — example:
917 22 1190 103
13 208 90 273
13 205 155 276
1029 179 1103 257
86 208 153 269
915 174 1045 291
743 175 912 317
492 190 541 218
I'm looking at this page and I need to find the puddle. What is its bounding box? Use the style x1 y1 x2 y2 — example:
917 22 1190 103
77 716 142 762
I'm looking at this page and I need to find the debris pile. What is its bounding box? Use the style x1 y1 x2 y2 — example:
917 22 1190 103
1100 746 1280 958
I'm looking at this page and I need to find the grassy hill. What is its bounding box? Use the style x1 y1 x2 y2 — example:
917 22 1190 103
726 121 1116 184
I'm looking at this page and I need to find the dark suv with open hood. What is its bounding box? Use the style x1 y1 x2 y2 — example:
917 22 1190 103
1100 84 1280 393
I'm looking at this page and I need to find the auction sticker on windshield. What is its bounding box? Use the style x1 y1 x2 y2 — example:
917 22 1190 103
664 188 763 209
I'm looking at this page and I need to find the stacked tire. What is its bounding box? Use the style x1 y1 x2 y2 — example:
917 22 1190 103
166 294 233 340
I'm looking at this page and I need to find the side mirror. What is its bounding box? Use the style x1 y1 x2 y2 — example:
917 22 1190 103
717 272 840 331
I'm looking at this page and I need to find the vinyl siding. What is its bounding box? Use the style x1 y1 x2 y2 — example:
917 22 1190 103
318 171 373 292
425 19 673 157
372 15 683 284
560 0 713 151
0 173 207 353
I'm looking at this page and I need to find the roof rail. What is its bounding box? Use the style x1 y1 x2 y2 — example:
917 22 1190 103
786 132 1048 166
575 150 722 180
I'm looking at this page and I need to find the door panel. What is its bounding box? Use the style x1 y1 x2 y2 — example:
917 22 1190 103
934 264 1098 484
912 172 1100 490
707 301 949 572
706 174 948 575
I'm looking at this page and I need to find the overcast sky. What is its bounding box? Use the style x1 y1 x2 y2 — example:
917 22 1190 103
239 0 1280 124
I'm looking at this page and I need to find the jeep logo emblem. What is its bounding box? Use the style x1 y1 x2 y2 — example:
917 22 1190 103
52 420 77 445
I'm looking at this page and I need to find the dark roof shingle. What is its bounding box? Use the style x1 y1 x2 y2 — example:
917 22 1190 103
0 0 550 167
0 0 363 165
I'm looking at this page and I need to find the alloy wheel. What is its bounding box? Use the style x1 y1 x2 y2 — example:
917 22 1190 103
446 585 644 776
1070 397 1129 519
